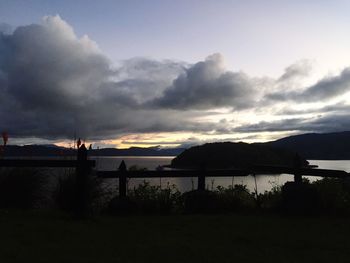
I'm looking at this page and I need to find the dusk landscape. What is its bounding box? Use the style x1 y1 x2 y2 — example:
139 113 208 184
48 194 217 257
1 1 350 262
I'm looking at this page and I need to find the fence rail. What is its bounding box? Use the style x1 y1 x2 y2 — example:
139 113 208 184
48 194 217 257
96 169 250 178
0 146 349 200
96 167 349 179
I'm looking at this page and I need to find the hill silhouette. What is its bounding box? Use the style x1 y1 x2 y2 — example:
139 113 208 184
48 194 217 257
3 131 350 159
268 131 350 159
171 142 308 169
2 145 184 157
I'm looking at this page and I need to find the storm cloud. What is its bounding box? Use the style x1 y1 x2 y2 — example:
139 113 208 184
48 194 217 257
1 15 350 143
268 67 350 102
234 114 350 134
0 16 198 140
0 16 268 141
150 54 262 110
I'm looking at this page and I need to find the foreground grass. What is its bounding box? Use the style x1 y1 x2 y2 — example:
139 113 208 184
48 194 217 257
0 210 349 263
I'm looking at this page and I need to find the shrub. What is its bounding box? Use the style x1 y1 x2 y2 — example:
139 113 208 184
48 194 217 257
54 169 110 214
215 184 256 212
0 168 48 209
258 184 283 212
281 181 318 214
105 177 350 216
279 178 350 215
108 181 181 214
131 181 181 213
312 178 350 215
182 185 256 214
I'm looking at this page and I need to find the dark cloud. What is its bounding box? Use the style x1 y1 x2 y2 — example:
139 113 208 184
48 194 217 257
276 101 350 115
0 16 206 140
234 113 350 134
176 134 263 148
113 57 186 103
234 118 308 133
301 68 350 100
149 54 261 110
268 67 350 102
1 16 350 143
0 16 119 139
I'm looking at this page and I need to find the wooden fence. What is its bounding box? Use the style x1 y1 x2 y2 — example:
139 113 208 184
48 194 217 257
0 145 349 200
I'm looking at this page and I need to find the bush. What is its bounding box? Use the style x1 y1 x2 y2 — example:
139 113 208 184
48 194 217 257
0 168 48 209
258 185 283 212
54 169 109 214
108 181 181 214
281 181 318 214
215 185 256 212
312 178 350 215
182 185 256 214
279 178 350 215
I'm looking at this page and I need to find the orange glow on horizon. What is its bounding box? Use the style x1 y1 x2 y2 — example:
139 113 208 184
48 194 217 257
51 130 299 149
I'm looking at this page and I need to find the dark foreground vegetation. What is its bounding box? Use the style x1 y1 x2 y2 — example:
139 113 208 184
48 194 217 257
1 168 350 262
1 167 350 215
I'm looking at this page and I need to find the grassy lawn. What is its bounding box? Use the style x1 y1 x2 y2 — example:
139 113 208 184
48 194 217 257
0 210 349 263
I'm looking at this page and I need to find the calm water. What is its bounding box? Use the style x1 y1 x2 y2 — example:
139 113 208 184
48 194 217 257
91 157 350 193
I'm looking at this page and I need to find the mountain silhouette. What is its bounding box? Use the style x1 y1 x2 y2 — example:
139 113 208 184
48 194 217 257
3 131 350 160
268 131 350 159
1 145 185 157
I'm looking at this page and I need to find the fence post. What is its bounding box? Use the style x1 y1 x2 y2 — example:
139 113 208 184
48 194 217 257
198 164 206 191
198 174 206 191
293 154 302 184
119 160 127 198
76 144 90 216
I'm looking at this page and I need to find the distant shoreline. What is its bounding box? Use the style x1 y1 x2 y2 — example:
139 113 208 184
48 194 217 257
3 155 350 161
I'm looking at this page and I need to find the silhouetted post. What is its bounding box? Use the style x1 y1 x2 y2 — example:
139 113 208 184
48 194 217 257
119 160 127 198
198 174 206 191
198 164 206 191
253 173 258 198
253 173 261 207
76 144 90 216
293 153 302 184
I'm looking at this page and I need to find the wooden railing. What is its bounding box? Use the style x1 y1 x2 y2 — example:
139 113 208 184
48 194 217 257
0 145 349 201
96 162 349 198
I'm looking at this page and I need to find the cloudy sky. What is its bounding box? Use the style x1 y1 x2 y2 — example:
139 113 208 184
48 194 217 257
1 0 350 148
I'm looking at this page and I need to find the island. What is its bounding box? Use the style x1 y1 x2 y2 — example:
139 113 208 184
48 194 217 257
171 142 308 169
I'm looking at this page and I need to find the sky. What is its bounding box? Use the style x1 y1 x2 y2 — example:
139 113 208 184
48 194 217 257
1 0 350 148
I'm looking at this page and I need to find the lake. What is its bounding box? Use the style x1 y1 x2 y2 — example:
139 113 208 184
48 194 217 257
91 156 350 193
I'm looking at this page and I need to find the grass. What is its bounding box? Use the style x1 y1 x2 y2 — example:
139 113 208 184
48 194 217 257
0 210 349 262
